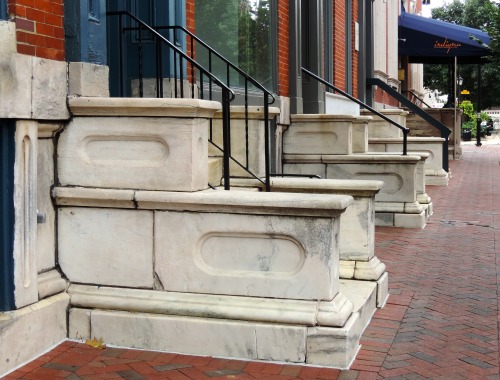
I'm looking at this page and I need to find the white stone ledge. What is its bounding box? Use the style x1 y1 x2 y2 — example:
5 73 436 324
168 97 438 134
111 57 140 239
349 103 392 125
68 284 353 328
369 137 445 143
53 187 136 208
375 201 425 214
361 108 408 117
68 96 221 118
284 154 421 164
38 270 67 300
213 106 281 120
135 190 353 217
230 178 384 197
53 187 353 217
291 114 372 122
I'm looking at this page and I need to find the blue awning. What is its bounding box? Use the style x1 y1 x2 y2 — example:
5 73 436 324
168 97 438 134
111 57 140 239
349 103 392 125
399 11 492 64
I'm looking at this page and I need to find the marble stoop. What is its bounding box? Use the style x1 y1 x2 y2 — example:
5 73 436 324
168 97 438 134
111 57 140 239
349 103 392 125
368 137 449 186
54 187 376 369
367 151 433 220
283 154 427 229
361 108 409 139
229 177 388 308
208 106 281 178
362 108 449 186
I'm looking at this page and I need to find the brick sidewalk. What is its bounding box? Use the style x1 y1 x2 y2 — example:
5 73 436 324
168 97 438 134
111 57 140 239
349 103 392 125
4 145 500 379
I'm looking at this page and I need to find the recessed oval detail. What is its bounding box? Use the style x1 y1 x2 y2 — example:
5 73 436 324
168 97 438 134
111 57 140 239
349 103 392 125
197 234 305 276
82 137 168 167
353 173 403 194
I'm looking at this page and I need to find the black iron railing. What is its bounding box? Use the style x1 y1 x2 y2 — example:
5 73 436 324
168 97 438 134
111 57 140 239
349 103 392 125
107 11 275 191
302 68 409 155
367 78 450 172
403 90 432 109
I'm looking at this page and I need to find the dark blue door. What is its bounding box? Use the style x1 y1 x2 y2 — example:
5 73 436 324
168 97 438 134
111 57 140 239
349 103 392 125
107 0 185 97
0 120 16 312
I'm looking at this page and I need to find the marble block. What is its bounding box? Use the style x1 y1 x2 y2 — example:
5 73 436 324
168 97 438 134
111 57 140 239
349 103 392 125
306 313 362 369
230 177 382 262
58 208 154 288
37 139 56 272
352 117 371 153
13 121 38 308
0 294 69 377
69 62 110 97
31 58 70 120
0 54 33 118
154 210 340 300
362 108 408 139
369 137 449 186
58 116 209 191
90 310 308 363
322 155 420 203
210 106 280 178
284 114 357 155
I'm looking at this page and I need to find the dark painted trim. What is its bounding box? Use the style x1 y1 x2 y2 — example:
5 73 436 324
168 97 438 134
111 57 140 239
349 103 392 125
0 0 7 20
365 0 374 106
0 119 16 312
345 0 352 94
289 0 303 114
301 0 324 114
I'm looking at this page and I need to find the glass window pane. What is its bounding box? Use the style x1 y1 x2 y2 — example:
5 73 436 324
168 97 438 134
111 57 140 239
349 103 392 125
195 0 274 91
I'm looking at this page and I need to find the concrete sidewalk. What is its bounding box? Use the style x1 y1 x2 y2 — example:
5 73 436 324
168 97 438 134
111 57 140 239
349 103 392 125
4 144 500 379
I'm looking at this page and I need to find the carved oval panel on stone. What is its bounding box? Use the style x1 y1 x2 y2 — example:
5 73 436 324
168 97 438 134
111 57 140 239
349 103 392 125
353 173 403 194
197 234 305 276
81 137 169 167
293 132 337 147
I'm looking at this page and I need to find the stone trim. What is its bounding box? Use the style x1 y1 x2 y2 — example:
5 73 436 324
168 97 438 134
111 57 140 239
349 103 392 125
53 187 353 218
68 284 353 328
68 97 221 118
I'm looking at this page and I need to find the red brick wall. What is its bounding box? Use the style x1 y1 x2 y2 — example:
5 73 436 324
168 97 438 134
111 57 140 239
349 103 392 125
333 1 346 91
8 0 65 60
186 0 195 33
351 0 358 98
277 0 288 97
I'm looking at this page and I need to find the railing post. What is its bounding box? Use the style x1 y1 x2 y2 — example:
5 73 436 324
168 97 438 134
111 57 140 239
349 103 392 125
442 132 449 172
403 129 408 156
264 99 271 192
222 89 231 190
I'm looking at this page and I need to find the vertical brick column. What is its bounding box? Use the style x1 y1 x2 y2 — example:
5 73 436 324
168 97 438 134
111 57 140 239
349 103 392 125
351 0 358 98
333 1 346 91
277 0 289 97
8 0 64 60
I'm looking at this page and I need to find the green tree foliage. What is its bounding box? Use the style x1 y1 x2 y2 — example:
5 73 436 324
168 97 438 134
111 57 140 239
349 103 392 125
194 0 272 89
423 0 500 109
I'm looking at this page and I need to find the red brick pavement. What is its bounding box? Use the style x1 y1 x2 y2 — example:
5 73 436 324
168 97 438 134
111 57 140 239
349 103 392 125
3 145 500 379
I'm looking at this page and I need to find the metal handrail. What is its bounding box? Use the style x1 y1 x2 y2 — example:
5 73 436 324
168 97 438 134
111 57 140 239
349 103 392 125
302 68 409 155
367 78 450 172
403 90 433 109
107 11 274 191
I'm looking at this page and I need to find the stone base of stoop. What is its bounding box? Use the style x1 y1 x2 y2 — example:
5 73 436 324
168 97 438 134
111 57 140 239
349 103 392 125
0 294 69 377
340 257 389 308
375 201 427 228
425 168 450 186
67 283 376 369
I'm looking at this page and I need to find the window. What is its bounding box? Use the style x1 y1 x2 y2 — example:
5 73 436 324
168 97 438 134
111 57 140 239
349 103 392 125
195 0 275 91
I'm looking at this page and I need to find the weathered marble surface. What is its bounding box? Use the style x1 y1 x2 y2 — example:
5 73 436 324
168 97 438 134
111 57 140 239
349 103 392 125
58 116 210 191
13 121 38 308
58 208 154 288
210 106 280 178
0 294 69 377
69 62 109 97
